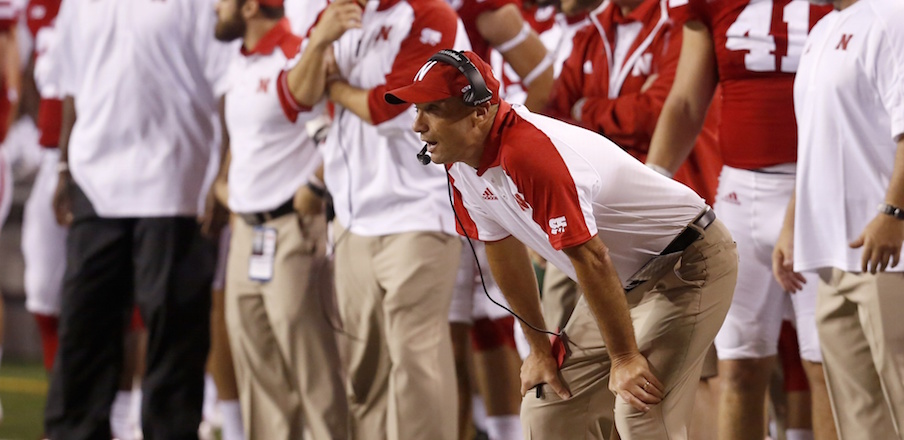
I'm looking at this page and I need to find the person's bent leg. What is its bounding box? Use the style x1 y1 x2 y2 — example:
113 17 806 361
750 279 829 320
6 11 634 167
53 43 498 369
133 217 214 440
615 219 737 439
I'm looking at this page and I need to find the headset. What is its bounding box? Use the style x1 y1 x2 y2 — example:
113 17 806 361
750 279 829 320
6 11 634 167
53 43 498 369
414 50 558 340
417 49 494 165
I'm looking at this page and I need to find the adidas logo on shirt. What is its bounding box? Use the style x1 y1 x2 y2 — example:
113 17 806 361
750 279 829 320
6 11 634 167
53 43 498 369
723 192 741 205
482 188 498 200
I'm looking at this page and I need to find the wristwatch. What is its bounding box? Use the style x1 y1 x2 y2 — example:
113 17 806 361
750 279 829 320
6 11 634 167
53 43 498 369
878 203 904 220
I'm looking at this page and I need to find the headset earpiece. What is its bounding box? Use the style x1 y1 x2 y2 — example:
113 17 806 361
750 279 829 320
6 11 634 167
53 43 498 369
427 50 493 106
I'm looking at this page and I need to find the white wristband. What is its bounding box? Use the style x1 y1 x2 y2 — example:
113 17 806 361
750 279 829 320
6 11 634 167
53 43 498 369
646 163 673 178
57 162 69 173
493 23 531 54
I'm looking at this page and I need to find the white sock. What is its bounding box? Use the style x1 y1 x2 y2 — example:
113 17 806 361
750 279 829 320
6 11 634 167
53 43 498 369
786 429 815 440
202 374 219 425
111 390 135 440
218 399 245 440
471 394 488 432
486 415 522 440
129 387 142 439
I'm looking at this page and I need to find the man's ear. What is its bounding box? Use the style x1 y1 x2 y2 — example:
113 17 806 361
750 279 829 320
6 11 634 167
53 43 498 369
473 102 492 121
241 0 259 20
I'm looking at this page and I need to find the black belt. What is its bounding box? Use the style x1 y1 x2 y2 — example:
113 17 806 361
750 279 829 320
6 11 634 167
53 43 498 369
238 198 295 226
660 207 717 255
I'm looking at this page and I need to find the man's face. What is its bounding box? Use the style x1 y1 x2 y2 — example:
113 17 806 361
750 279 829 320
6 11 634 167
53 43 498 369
215 0 245 42
559 0 598 15
412 98 482 166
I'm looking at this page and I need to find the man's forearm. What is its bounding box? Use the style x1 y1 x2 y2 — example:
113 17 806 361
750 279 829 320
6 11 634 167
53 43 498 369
59 96 75 163
565 237 638 358
328 79 372 124
885 137 904 208
485 236 552 354
286 41 331 108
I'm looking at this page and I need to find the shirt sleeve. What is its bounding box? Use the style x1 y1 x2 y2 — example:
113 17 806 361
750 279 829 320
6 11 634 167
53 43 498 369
0 0 16 31
53 0 77 97
667 0 706 27
449 170 511 242
276 38 313 123
876 9 904 140
367 2 461 125
504 131 596 250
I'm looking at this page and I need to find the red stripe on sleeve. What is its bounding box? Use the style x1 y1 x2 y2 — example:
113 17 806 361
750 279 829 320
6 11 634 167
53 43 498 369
502 121 592 250
276 69 312 123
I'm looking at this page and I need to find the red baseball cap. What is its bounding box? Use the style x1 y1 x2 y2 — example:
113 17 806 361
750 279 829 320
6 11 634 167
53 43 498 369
384 50 500 106
257 0 284 7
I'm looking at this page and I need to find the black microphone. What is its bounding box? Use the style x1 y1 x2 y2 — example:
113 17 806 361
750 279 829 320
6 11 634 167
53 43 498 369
417 144 431 165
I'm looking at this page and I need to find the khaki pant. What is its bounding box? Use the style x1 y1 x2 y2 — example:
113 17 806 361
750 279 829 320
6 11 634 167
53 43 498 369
542 265 581 332
226 214 348 440
817 268 904 440
333 223 461 440
522 219 737 440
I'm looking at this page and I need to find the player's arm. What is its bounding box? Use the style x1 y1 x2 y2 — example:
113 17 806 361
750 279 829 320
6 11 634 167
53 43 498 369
0 26 20 130
285 0 361 108
645 20 717 175
850 136 904 273
562 236 664 412
484 235 571 400
476 4 553 111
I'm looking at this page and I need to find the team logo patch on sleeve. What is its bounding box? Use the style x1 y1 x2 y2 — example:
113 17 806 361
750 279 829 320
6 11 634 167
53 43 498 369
549 216 567 235
420 28 442 46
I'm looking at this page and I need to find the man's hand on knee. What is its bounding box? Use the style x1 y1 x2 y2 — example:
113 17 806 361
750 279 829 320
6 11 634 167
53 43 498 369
520 351 571 400
609 352 664 412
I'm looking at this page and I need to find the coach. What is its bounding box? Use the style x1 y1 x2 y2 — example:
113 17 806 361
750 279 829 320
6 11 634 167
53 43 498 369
385 50 738 439
45 0 233 438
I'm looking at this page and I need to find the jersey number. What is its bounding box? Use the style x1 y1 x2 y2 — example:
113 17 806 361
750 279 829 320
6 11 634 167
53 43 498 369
725 0 810 72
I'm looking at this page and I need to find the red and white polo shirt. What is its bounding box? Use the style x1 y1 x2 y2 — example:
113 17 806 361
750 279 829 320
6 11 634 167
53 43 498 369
449 102 706 285
225 19 323 214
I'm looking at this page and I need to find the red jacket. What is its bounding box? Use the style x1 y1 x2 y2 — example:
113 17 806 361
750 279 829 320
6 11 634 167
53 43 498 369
544 0 721 204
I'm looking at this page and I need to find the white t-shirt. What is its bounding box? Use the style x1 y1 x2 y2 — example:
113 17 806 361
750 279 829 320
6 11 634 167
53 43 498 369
55 0 233 217
793 0 904 273
450 103 706 285
225 20 322 213
321 0 471 236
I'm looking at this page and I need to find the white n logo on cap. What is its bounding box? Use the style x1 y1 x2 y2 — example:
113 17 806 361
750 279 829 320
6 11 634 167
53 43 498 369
414 60 438 82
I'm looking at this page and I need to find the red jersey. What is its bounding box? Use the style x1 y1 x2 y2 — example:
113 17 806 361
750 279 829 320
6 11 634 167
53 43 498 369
449 0 520 61
545 0 722 203
670 0 830 169
27 0 62 148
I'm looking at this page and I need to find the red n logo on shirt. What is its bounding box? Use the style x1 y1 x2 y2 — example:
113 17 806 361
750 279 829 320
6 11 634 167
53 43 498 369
836 34 853 51
377 26 392 41
258 78 270 93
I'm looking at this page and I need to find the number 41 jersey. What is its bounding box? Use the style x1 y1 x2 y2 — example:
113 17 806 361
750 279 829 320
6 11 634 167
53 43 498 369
669 0 830 170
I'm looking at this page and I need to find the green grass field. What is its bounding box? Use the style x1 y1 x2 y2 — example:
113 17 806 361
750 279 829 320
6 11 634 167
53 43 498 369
0 362 47 440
